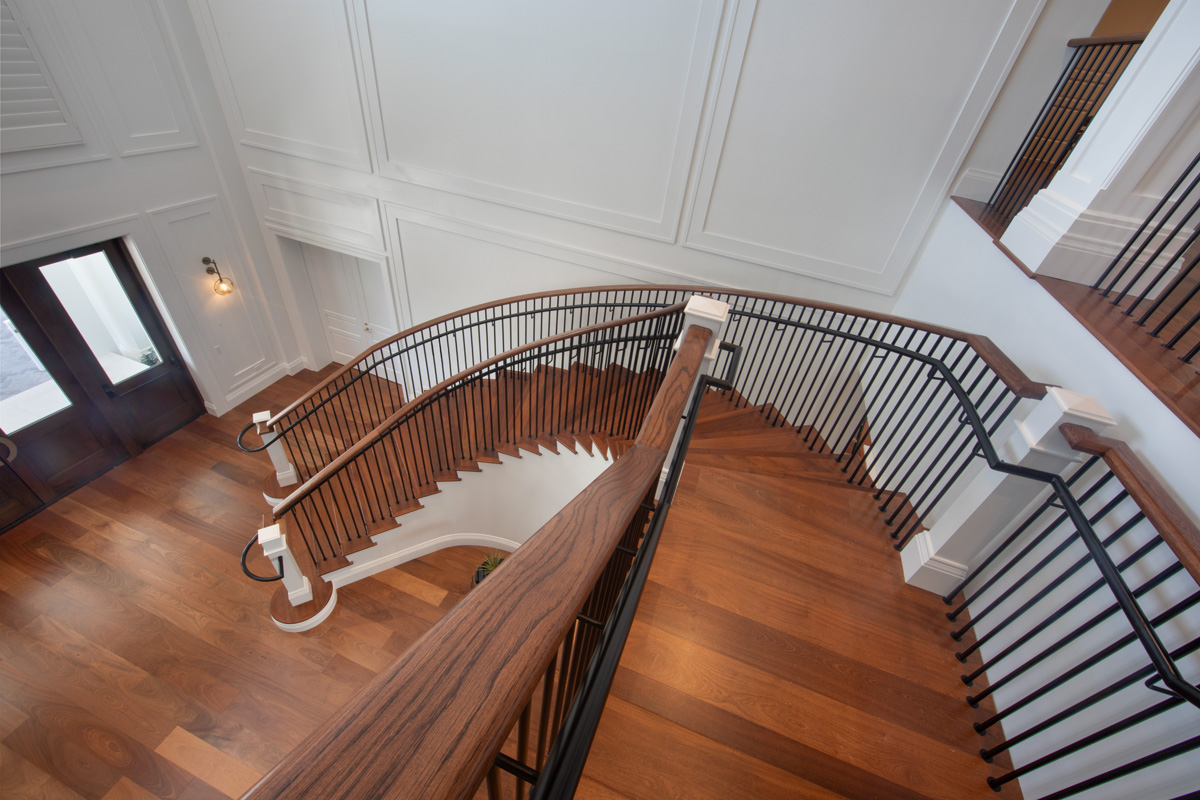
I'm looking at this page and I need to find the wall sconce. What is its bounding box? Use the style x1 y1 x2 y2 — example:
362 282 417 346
203 257 234 296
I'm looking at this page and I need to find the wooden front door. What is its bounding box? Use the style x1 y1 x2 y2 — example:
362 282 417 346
0 239 205 531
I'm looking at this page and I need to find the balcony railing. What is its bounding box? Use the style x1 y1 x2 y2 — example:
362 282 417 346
1093 150 1200 364
983 34 1145 233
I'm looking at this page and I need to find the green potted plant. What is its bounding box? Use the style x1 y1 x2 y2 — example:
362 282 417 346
473 551 506 585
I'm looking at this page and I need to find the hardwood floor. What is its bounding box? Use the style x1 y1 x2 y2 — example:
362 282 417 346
0 368 492 800
579 393 1016 800
3 371 1012 799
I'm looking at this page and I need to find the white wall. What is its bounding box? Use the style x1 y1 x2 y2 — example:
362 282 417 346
0 0 300 416
184 0 1044 351
1 0 1055 415
953 0 1109 201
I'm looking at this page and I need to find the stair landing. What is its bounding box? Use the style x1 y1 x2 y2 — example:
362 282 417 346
579 394 1017 800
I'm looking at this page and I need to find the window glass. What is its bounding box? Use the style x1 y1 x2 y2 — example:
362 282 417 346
39 252 161 386
0 307 71 433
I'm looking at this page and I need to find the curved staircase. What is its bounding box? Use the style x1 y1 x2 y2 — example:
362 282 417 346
278 361 661 579
576 388 1009 799
240 287 1199 800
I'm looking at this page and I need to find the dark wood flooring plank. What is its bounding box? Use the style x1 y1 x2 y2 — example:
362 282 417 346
4 716 127 800
632 580 1000 755
605 667 935 800
0 741 87 800
584 695 847 800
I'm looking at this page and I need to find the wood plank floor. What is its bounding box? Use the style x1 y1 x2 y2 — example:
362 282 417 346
579 394 1017 800
0 368 493 800
3 370 1014 800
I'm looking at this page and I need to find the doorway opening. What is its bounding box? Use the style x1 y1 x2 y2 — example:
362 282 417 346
0 238 205 531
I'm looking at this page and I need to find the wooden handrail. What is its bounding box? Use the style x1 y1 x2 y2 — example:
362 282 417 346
242 325 713 800
1067 33 1147 48
636 325 712 451
265 287 684 428
267 285 1048 430
271 302 687 518
1060 423 1200 583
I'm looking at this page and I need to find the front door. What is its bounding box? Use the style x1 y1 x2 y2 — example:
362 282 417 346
0 239 205 530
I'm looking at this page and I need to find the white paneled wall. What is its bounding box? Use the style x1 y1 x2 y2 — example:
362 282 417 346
0 0 297 416
194 0 372 170
684 0 1030 291
4 0 1052 412
361 0 721 240
188 0 1044 343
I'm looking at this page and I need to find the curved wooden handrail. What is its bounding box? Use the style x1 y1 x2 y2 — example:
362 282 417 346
1060 423 1200 583
243 326 713 800
269 285 1048 431
272 301 687 517
264 286 681 428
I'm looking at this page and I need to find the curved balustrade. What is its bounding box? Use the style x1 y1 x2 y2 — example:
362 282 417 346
271 303 687 578
240 286 1197 800
243 324 713 800
243 285 1047 510
239 288 688 482
256 285 1054 577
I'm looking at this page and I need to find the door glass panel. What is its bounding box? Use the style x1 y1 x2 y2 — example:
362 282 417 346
0 307 72 432
39 252 162 386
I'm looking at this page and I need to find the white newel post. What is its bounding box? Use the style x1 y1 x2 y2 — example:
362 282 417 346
659 296 729 497
257 523 313 606
902 387 1117 595
253 410 297 488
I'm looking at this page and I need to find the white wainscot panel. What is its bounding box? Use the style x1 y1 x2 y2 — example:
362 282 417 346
686 0 1024 293
148 198 275 396
395 219 651 324
52 0 197 156
364 0 723 240
251 170 384 254
198 0 370 169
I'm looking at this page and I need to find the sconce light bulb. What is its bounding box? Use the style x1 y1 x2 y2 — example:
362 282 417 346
204 258 233 296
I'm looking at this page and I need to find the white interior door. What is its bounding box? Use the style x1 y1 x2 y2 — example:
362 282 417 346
300 243 398 365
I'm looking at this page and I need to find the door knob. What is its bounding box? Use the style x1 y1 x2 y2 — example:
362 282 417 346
0 436 16 462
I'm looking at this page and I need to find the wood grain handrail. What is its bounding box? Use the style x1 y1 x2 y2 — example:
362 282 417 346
1060 423 1200 583
636 325 712 451
1067 33 1148 48
266 285 1048 429
265 286 684 428
242 326 713 800
272 302 687 518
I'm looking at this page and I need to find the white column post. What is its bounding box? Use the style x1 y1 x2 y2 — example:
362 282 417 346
902 387 1117 595
659 296 729 497
253 411 297 487
257 523 313 606
1000 0 1200 282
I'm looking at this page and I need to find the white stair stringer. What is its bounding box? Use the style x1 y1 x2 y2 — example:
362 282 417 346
321 446 611 595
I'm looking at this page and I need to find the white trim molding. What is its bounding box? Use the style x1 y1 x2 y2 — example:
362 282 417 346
357 0 725 241
683 0 1045 295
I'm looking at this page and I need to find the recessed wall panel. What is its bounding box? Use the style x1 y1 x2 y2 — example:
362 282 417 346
687 0 1026 292
366 0 721 238
200 0 370 169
